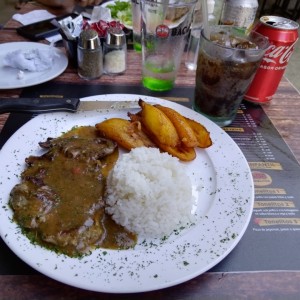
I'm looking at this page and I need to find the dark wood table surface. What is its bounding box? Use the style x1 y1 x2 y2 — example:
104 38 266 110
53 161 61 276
1 3 300 299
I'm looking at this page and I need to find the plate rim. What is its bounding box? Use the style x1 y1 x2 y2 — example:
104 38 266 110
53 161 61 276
0 94 254 293
0 41 68 90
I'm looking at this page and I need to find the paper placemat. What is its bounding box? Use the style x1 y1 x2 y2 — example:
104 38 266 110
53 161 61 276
1 83 300 274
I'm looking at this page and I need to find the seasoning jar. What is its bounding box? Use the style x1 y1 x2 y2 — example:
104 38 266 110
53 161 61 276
77 29 103 80
103 27 127 75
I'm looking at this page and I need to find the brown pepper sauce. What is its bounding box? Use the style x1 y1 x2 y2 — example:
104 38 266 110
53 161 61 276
15 126 137 257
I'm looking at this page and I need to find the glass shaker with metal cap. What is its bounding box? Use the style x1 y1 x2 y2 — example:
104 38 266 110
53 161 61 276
77 29 103 80
103 26 127 75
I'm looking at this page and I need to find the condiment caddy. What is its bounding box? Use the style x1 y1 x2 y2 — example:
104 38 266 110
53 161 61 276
55 13 128 79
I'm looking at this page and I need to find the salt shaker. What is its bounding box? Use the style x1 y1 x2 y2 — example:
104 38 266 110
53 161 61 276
103 27 127 75
77 29 103 80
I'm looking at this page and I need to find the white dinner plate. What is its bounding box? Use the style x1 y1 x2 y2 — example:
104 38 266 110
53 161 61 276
101 0 133 30
0 42 68 89
0 94 254 293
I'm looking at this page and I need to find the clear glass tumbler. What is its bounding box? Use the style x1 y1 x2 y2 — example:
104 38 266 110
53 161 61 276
131 0 142 52
140 0 197 91
194 25 269 126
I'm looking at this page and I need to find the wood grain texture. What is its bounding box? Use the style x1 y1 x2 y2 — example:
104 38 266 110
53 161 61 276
1 272 300 299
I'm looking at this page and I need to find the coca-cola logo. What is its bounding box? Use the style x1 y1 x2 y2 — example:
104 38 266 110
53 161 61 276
262 39 298 65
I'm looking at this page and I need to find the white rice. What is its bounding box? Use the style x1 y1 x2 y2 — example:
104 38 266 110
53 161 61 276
105 147 194 238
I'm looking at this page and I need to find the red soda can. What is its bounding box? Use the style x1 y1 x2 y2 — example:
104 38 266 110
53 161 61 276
244 16 299 104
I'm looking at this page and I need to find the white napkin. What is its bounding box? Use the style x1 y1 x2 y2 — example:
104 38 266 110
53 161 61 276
3 46 58 72
13 9 62 43
13 10 56 25
90 6 111 23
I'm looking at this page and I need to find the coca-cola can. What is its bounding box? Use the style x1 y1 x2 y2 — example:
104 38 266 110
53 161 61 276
244 16 299 104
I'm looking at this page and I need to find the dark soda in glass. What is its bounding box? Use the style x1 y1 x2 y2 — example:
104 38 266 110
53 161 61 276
194 26 269 126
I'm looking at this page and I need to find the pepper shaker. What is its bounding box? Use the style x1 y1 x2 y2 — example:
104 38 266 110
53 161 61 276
77 29 103 80
103 27 127 75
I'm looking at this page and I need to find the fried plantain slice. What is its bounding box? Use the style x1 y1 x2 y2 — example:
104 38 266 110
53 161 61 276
184 117 212 148
95 118 156 150
138 99 180 147
158 143 196 161
155 104 198 148
128 111 142 123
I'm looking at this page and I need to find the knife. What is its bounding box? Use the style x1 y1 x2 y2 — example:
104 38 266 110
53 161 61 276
0 98 142 114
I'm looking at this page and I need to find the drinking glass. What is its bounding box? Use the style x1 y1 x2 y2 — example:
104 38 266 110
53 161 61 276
140 0 197 91
194 26 269 126
131 0 142 52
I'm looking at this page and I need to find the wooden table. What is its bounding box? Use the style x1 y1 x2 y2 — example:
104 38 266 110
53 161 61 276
1 3 300 299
